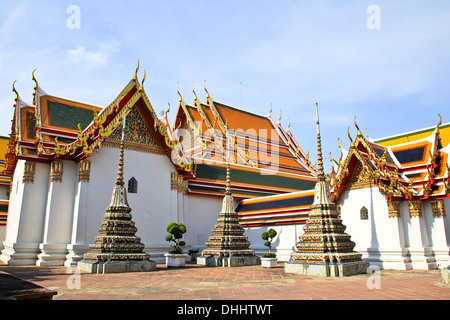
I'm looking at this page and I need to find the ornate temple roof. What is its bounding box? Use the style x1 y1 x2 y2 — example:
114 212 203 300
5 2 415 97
172 83 317 199
330 116 450 201
236 190 314 227
4 63 317 201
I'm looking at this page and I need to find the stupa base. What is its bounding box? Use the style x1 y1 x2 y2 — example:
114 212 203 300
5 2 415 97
284 260 369 277
77 259 157 274
197 255 260 267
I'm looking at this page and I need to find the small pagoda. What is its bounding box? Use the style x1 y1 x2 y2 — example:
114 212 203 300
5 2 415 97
285 104 368 277
197 162 260 267
78 114 156 274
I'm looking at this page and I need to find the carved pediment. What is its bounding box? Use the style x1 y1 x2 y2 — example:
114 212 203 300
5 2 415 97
346 162 373 190
104 107 164 154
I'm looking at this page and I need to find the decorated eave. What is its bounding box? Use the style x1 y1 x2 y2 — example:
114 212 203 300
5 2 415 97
4 63 194 179
171 82 318 199
330 115 450 202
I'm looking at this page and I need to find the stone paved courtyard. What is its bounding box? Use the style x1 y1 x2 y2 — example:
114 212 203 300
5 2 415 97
1 261 449 301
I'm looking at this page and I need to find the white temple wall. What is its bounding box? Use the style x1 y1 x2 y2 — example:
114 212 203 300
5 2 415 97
337 187 411 270
184 194 223 252
244 224 304 262
78 146 181 263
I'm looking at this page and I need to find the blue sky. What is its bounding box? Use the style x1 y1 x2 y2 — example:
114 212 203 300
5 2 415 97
1 1 450 173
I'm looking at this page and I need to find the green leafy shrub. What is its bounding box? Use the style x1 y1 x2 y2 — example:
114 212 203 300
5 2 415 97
261 228 277 257
165 222 187 254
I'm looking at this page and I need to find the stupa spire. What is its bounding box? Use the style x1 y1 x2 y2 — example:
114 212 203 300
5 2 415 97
315 103 325 182
285 103 368 277
313 103 332 205
108 113 130 210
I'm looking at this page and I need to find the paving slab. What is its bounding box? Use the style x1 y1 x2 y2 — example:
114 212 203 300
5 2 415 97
0 261 449 301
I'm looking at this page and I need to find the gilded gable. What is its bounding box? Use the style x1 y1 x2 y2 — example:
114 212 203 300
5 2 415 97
104 107 164 154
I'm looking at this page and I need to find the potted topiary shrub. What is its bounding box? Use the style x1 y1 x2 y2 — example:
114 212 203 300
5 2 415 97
164 222 188 267
261 228 278 268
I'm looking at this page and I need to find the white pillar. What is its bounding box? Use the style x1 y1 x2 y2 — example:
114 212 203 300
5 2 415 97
404 200 437 270
425 199 450 268
65 160 91 267
37 160 77 266
0 160 50 265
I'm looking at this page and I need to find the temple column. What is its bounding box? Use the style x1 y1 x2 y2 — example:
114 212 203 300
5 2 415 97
37 160 77 266
65 160 91 267
426 199 450 268
380 199 411 270
0 160 49 265
404 200 437 270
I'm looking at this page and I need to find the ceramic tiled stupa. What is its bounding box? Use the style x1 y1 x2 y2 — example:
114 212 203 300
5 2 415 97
78 114 156 274
285 104 369 277
197 162 260 267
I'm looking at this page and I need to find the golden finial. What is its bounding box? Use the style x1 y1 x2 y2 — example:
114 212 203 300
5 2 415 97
337 137 344 151
366 129 371 140
133 59 140 81
32 69 37 89
278 110 282 124
329 152 339 166
177 82 182 102
166 102 171 115
287 118 291 131
192 81 199 104
354 115 362 136
12 80 18 102
269 102 272 116
139 69 146 91
347 127 353 145
437 113 442 128
204 80 211 101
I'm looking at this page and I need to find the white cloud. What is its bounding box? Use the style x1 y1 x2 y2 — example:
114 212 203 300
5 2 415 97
66 40 120 69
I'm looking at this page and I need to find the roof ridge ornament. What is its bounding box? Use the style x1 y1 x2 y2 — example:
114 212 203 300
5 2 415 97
12 80 18 102
138 69 146 92
204 80 212 102
133 59 140 81
32 69 38 90
337 137 345 151
177 82 183 102
347 127 354 147
437 113 442 129
354 115 362 137
366 128 372 141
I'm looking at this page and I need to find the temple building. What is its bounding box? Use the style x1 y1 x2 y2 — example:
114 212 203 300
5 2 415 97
2 65 447 271
0 65 318 266
238 117 450 270
328 117 450 270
